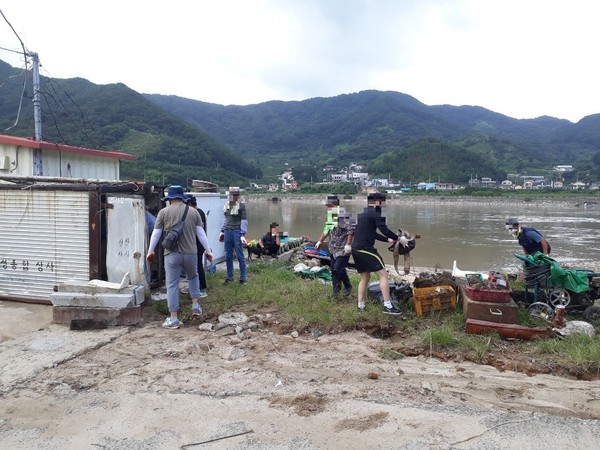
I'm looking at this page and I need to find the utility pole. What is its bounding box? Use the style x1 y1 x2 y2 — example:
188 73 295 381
30 52 43 175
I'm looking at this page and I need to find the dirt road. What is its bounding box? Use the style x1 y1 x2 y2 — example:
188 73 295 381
1 306 599 450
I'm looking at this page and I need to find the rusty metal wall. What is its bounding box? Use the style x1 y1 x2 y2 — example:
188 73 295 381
0 189 91 303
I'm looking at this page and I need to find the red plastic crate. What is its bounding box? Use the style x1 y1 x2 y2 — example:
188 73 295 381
464 285 512 303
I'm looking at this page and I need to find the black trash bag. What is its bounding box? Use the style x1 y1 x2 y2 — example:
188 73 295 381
367 281 412 305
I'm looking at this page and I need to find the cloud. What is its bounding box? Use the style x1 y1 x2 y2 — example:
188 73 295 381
1 0 600 121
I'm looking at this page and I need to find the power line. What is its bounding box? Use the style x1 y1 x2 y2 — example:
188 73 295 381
1 7 29 131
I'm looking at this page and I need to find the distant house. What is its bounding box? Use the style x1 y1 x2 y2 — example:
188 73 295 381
554 165 574 172
501 180 513 189
0 134 135 180
435 182 460 190
268 183 279 191
417 182 436 190
330 173 348 183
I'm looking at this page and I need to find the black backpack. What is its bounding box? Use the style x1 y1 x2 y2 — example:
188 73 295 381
162 206 189 251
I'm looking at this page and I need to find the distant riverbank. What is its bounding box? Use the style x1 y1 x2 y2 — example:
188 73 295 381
246 193 599 209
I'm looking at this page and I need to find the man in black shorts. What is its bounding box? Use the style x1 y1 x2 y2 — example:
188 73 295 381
351 192 403 314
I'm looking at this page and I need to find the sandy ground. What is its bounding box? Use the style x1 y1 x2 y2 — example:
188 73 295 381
1 295 599 450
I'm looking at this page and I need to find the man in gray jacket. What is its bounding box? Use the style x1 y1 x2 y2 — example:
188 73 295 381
146 185 212 329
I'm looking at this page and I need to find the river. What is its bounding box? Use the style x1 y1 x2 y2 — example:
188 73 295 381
244 196 600 273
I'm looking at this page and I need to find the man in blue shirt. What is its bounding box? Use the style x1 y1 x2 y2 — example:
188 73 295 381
505 218 551 255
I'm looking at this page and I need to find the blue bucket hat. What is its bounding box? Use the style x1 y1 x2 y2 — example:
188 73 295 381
161 185 187 201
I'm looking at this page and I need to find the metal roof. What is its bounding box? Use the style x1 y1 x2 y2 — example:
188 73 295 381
0 134 136 161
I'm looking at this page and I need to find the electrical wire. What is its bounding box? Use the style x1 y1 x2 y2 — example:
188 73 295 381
40 68 104 148
0 8 30 131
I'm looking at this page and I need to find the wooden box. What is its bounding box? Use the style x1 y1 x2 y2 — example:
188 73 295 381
460 285 520 324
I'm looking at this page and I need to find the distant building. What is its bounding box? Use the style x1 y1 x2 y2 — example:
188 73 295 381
554 165 574 172
330 173 348 183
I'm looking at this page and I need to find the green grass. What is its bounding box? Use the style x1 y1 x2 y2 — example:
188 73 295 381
536 334 600 371
153 260 600 372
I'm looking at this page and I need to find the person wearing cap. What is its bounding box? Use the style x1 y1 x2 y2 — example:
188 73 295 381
248 222 281 261
321 208 355 297
505 218 551 256
351 193 402 315
146 185 213 329
218 187 248 284
185 195 209 298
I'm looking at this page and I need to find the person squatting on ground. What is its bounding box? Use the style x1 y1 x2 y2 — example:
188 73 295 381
219 187 248 284
505 218 551 255
247 222 281 261
146 185 213 329
322 208 355 297
351 192 407 315
185 195 209 298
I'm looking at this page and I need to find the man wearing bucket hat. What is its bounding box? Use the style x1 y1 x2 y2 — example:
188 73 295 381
218 187 248 284
146 185 213 329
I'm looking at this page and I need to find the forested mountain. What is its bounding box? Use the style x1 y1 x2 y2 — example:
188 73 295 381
147 91 600 183
2 57 598 186
0 60 260 187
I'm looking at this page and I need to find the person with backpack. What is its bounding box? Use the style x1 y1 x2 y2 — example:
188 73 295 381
146 185 212 329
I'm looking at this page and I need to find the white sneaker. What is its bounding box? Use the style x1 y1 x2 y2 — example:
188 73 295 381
162 317 181 329
198 289 208 298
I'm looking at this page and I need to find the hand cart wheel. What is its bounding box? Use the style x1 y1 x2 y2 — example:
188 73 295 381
528 302 555 324
548 288 571 307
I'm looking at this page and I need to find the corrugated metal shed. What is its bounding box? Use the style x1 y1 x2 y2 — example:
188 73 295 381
0 181 157 304
0 188 91 302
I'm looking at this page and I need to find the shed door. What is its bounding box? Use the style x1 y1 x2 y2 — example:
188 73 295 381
105 195 148 292
0 189 90 302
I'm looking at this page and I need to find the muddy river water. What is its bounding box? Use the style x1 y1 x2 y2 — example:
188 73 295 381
244 196 600 273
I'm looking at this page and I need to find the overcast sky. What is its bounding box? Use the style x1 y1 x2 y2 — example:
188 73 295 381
1 0 599 123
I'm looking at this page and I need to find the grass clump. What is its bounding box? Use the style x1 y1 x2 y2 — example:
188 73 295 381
535 334 600 372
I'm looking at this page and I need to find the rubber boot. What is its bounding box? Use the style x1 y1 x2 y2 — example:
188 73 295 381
341 271 352 297
331 272 341 297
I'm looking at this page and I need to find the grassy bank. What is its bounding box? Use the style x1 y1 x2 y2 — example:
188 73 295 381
153 260 600 378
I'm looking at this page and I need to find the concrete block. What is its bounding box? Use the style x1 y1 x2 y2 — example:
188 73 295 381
50 291 137 308
53 305 141 326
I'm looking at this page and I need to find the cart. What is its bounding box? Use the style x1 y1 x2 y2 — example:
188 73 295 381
514 253 600 323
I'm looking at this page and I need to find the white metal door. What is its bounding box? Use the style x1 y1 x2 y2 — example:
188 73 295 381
105 195 149 293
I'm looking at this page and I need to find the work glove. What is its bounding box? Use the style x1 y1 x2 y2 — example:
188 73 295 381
399 236 410 247
315 240 322 249
343 244 352 255
241 236 247 246
205 250 213 262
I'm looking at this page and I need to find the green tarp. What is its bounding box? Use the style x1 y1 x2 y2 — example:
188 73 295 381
526 253 589 293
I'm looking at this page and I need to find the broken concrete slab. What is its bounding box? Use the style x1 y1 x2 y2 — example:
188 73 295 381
53 305 142 326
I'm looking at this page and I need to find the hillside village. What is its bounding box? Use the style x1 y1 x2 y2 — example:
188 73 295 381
253 163 600 192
